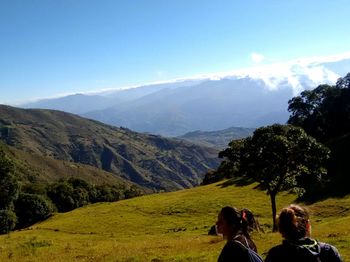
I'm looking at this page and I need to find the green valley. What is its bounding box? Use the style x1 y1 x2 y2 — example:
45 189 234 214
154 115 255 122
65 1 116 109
0 180 348 261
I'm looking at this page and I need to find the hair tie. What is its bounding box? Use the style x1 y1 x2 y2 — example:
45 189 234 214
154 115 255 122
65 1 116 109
242 210 247 221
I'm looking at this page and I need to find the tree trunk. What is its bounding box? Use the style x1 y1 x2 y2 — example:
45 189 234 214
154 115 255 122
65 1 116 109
270 193 278 232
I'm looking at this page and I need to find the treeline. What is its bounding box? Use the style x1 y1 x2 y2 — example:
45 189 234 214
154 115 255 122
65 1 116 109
203 73 350 199
0 149 142 234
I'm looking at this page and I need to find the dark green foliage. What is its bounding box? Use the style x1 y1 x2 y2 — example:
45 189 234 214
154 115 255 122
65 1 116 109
15 193 54 229
47 182 76 212
0 209 17 234
72 187 90 207
0 149 19 210
288 73 350 195
68 177 94 206
47 178 136 212
94 185 121 202
201 170 222 185
21 183 47 195
124 185 143 199
0 143 140 232
324 134 350 195
217 124 330 231
288 74 350 142
202 139 246 184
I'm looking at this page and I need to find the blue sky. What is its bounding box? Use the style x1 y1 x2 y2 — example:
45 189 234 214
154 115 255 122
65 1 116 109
1 0 350 104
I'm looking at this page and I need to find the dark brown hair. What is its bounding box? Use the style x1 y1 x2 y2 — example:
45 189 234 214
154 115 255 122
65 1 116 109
220 206 261 238
278 204 310 241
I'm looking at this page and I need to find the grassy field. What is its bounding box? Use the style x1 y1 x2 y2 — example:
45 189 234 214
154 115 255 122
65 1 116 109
0 180 349 261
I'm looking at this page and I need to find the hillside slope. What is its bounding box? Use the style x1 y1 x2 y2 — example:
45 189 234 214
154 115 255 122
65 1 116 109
0 180 348 261
0 105 219 191
0 142 137 189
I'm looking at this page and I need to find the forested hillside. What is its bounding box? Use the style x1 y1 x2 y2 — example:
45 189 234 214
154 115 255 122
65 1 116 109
0 105 220 191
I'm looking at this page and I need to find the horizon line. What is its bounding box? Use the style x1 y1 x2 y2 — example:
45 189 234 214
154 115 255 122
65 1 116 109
9 51 350 106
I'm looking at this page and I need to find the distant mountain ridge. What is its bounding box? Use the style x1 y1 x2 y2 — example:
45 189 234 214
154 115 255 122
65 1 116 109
21 56 350 136
177 127 255 149
0 105 219 191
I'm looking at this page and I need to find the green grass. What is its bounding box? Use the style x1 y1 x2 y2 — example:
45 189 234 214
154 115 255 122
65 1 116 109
0 181 349 261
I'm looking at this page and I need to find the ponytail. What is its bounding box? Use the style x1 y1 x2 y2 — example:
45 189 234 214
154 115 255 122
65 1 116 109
278 204 309 241
240 208 262 237
220 207 261 239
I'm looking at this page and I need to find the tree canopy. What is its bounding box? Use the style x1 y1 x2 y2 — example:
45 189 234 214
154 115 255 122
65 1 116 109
219 124 330 231
0 148 19 233
0 149 19 210
288 73 350 142
287 72 350 195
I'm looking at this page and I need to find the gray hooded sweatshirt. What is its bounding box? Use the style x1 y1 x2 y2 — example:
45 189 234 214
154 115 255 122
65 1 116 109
265 237 342 262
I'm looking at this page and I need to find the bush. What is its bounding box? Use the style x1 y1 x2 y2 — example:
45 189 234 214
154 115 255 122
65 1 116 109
15 193 54 229
124 185 142 199
21 183 47 195
47 178 142 212
94 185 121 202
47 182 76 212
72 187 90 207
0 209 17 234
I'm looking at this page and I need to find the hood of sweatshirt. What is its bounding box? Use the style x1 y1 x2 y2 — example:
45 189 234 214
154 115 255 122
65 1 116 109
283 237 321 259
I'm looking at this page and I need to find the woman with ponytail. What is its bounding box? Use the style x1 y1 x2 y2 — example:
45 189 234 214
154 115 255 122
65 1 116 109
266 204 343 262
216 206 262 261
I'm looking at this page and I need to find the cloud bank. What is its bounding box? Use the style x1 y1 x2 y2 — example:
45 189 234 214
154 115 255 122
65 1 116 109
19 51 350 104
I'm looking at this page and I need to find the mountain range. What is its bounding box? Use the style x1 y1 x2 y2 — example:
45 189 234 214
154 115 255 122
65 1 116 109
21 55 350 136
178 127 255 149
0 105 219 191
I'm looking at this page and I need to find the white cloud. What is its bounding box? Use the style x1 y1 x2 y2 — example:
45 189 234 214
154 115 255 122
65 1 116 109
250 52 265 63
18 51 350 104
81 51 350 96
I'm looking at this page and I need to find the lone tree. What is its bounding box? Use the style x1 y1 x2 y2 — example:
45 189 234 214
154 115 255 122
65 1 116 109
219 124 330 231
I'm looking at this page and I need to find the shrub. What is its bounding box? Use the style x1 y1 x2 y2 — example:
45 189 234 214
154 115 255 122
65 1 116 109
47 182 76 212
0 150 19 209
15 193 54 229
0 209 17 234
94 185 121 202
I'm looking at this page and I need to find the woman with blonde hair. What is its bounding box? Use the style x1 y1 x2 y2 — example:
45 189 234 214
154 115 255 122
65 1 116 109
266 204 342 262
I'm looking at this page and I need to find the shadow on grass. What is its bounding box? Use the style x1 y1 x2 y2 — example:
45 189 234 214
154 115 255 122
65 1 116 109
297 188 350 204
215 177 350 204
216 177 261 189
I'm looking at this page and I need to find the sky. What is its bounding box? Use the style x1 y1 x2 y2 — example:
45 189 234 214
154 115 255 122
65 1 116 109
1 0 350 105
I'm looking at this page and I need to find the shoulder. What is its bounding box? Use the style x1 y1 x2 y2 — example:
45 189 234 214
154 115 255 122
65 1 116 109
218 241 247 262
222 240 246 253
265 244 292 262
318 242 343 262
